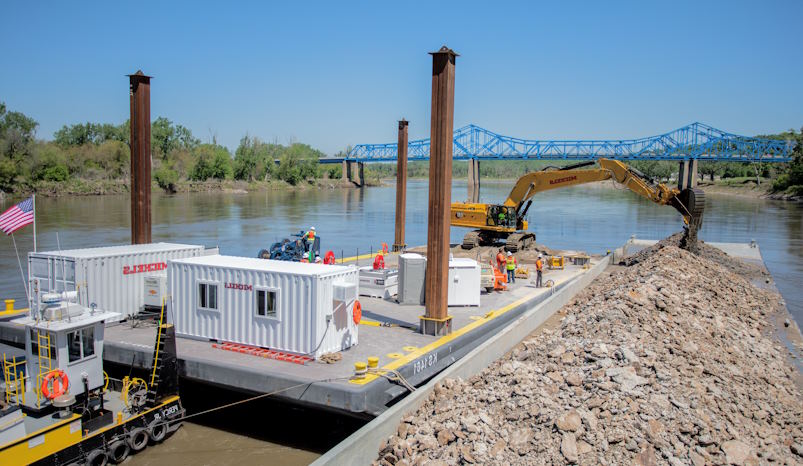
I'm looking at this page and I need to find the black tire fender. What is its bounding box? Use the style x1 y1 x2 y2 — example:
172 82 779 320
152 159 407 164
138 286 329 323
127 427 149 452
148 419 168 443
85 449 108 466
108 440 130 464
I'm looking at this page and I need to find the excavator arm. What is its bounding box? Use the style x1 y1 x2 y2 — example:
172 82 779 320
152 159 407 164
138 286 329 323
502 158 702 226
453 158 705 251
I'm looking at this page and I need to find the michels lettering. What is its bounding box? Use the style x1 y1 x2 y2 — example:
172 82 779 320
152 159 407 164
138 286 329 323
122 262 167 275
549 175 578 185
225 282 253 291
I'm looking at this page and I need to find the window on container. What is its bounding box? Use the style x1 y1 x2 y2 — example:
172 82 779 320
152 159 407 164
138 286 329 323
256 289 278 318
198 282 219 310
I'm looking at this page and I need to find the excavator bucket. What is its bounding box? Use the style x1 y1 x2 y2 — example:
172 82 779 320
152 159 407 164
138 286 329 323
672 187 706 251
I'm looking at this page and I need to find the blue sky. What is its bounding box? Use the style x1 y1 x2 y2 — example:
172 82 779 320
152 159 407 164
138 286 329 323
1 0 802 154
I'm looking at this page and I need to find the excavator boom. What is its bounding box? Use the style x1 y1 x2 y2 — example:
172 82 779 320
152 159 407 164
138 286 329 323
452 158 705 250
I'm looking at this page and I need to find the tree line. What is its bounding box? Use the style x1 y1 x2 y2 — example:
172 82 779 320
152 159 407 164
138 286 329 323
1 100 800 196
0 101 341 194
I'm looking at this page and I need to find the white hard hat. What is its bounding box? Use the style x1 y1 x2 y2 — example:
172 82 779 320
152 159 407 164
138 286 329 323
316 255 321 260
507 251 512 256
538 254 543 258
310 226 316 231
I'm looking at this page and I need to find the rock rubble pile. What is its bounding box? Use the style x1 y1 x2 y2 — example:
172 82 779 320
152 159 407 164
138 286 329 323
376 241 802 465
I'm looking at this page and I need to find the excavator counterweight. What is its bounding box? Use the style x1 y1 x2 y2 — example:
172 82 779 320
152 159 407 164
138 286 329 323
452 158 705 251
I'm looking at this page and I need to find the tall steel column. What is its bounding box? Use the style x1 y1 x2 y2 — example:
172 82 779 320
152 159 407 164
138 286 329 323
422 46 457 336
393 120 409 252
128 71 152 244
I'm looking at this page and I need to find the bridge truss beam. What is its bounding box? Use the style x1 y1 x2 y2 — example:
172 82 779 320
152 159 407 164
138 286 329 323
345 122 792 163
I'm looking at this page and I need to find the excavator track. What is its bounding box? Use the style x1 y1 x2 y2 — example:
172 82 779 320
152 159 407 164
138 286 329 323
461 231 481 249
505 232 536 252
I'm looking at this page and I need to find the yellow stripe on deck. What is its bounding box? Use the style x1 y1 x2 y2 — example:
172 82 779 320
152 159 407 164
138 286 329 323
350 277 569 385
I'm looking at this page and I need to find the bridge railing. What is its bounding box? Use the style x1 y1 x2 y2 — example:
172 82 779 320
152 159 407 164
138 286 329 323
345 122 793 163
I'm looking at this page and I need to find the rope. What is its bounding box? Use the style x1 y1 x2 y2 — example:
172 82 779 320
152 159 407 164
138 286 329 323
156 376 351 427
367 368 416 393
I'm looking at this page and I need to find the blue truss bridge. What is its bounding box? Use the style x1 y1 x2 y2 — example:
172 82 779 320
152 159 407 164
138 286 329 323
341 122 792 163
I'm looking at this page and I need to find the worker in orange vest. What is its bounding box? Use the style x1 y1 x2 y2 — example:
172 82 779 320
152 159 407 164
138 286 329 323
505 251 517 283
535 254 544 287
496 248 506 272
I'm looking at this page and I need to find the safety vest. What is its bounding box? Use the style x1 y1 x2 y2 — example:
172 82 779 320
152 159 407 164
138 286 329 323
496 253 505 269
506 257 516 271
306 231 315 242
535 259 543 271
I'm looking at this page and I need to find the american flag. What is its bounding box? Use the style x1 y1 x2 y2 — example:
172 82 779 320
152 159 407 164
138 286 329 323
0 197 34 235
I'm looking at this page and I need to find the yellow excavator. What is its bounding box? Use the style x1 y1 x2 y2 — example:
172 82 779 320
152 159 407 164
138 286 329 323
453 158 705 251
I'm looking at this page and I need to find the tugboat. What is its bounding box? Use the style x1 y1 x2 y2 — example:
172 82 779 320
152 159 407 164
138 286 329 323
0 291 183 465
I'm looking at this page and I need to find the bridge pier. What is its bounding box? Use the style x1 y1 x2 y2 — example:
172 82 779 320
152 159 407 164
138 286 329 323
467 158 481 203
342 160 348 182
393 120 409 252
677 159 698 190
344 161 364 187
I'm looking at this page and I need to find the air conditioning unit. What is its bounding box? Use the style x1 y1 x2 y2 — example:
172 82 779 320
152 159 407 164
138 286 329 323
143 273 167 310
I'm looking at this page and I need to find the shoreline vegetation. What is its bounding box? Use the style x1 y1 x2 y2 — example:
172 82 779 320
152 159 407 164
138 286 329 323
0 101 800 200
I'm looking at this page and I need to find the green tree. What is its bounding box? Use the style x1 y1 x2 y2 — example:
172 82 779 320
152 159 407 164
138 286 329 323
154 165 179 193
190 144 232 181
275 143 321 185
151 117 199 159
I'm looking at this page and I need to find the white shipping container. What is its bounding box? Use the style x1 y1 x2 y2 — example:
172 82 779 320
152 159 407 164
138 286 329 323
28 243 205 320
168 255 359 358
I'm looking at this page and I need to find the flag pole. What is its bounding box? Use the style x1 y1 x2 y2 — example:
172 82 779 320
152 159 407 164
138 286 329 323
32 193 37 252
11 234 30 304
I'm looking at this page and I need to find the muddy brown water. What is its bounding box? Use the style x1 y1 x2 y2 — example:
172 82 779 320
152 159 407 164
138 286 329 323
1 180 801 464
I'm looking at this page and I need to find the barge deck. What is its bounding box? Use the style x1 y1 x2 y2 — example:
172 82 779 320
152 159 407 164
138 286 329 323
1 251 607 418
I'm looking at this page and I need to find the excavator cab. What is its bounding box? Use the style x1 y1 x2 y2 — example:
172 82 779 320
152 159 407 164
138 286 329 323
487 205 517 228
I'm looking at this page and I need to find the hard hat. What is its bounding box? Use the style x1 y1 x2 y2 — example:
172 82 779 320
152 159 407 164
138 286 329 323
538 254 543 258
507 251 512 256
316 255 321 260
310 226 316 231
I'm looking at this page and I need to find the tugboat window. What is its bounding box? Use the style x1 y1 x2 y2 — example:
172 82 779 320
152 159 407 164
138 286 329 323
67 326 95 362
82 327 95 357
68 331 81 362
256 288 278 318
30 329 56 362
198 282 219 310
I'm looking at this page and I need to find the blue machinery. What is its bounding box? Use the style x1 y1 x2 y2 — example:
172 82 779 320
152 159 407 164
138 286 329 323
337 122 792 163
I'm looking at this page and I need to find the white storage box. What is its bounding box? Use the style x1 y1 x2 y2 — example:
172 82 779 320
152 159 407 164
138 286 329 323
358 267 399 299
398 253 426 305
28 243 205 320
168 255 359 358
448 258 481 306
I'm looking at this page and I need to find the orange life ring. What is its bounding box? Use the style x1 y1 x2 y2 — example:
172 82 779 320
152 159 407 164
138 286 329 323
353 300 362 325
324 250 336 265
41 370 69 400
373 254 385 270
381 242 389 254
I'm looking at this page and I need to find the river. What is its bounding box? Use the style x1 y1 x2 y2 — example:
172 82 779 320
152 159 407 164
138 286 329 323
1 180 801 464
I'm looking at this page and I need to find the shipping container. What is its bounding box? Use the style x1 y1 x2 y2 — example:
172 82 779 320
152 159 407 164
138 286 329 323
28 243 205 320
168 255 359 358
